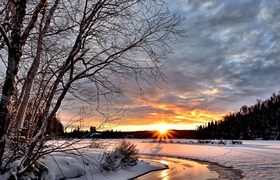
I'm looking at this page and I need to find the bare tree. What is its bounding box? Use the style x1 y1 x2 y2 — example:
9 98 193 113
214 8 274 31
0 0 186 177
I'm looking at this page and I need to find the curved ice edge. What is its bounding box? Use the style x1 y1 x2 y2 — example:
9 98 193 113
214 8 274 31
137 153 245 179
127 163 168 180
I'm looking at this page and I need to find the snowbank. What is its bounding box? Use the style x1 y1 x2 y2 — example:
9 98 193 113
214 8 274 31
41 141 165 180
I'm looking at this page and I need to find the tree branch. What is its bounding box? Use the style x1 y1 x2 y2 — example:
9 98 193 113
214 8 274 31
0 24 11 49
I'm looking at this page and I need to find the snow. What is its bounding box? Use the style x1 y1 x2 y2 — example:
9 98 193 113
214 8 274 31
41 139 280 180
132 139 280 180
40 141 166 180
4 139 279 179
69 161 165 180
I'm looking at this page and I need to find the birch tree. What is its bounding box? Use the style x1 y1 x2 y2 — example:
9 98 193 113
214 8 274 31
0 0 186 177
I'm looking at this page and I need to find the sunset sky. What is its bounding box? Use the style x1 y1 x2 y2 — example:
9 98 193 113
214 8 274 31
60 0 280 131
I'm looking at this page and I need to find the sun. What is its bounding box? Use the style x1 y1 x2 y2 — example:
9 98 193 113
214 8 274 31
155 124 169 134
150 123 174 139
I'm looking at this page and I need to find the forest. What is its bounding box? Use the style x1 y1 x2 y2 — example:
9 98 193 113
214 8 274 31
197 92 280 140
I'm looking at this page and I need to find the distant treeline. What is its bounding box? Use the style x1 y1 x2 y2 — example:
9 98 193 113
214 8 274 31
24 113 64 137
197 92 280 140
64 129 200 139
64 127 123 139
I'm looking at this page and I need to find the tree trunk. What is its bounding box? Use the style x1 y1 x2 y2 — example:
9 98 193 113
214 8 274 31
21 81 71 170
15 0 60 130
0 1 27 168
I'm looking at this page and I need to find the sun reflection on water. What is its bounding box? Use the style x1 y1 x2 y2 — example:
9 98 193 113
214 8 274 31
160 160 168 164
161 169 170 180
159 160 170 180
137 156 220 180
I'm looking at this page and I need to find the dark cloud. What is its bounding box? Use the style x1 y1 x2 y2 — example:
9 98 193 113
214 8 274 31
63 1 280 130
122 0 280 125
162 0 280 105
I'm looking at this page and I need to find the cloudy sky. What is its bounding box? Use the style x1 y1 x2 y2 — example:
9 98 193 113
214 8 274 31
62 0 280 131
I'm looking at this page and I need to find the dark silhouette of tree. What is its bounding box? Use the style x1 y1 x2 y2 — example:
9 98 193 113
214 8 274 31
199 92 280 140
90 126 97 133
46 115 64 136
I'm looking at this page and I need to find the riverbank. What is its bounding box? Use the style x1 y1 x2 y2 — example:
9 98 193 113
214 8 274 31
43 148 242 180
130 155 243 180
195 159 244 180
41 139 247 180
133 139 280 179
3 139 278 179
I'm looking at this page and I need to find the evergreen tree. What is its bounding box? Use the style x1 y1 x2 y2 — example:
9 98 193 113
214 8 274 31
199 92 280 140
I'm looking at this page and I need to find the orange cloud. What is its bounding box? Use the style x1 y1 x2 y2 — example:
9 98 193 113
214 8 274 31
59 86 228 131
120 100 226 128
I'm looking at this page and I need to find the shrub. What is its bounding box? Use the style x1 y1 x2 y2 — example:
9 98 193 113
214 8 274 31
100 140 139 172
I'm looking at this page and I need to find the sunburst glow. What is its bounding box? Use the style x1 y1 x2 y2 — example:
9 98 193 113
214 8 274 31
153 124 169 134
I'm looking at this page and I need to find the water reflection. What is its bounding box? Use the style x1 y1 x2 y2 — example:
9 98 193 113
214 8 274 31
133 155 219 180
161 169 169 180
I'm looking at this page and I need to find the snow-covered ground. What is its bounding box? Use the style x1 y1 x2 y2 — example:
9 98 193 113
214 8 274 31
39 139 280 180
133 139 280 180
40 140 166 180
43 150 165 180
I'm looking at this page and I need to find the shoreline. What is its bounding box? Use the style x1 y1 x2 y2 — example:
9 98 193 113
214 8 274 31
197 159 244 180
127 165 168 180
136 154 244 180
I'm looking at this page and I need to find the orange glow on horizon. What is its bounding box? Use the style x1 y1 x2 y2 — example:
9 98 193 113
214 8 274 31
59 98 227 132
151 124 169 134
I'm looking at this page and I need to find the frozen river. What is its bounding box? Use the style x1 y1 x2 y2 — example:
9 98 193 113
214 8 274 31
33 139 280 180
133 140 280 179
132 155 219 180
